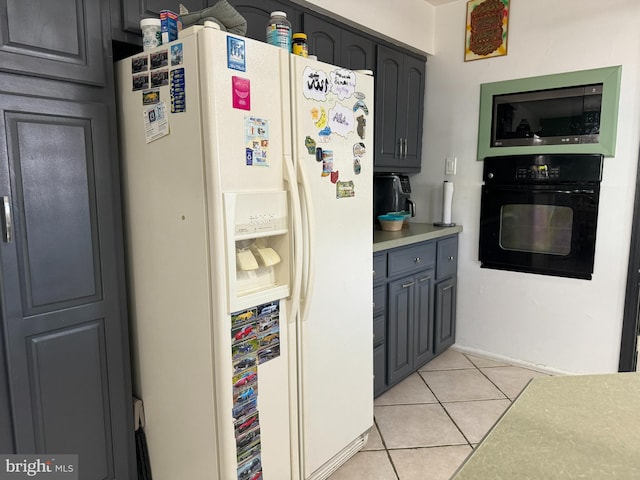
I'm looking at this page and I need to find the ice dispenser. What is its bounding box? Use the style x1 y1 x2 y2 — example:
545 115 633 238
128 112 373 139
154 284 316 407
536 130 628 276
224 191 290 311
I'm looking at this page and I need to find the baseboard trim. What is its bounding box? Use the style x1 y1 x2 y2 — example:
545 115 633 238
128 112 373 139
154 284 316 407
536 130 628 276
450 344 576 376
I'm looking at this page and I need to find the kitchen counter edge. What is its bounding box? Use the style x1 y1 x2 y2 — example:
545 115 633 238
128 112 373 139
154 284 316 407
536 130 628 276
373 223 463 252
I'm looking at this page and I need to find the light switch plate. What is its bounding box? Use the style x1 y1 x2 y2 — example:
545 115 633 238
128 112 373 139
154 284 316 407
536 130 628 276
445 157 457 175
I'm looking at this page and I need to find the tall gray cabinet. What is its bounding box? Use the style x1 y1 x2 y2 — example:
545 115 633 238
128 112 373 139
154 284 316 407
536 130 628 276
0 1 135 478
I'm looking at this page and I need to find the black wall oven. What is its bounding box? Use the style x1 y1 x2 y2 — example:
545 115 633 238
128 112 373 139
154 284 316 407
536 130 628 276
479 154 603 280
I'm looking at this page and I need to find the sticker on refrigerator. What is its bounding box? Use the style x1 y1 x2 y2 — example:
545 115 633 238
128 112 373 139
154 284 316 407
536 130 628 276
330 68 356 100
132 55 148 73
150 69 169 87
328 103 354 137
170 68 186 113
353 142 366 157
150 50 169 70
356 115 367 139
233 367 257 392
233 76 251 110
302 66 330 102
133 73 149 91
353 99 369 115
311 107 327 129
321 150 333 177
143 102 169 143
336 180 355 198
227 36 246 71
330 170 339 184
234 411 259 438
353 158 362 175
142 89 160 105
170 43 183 66
244 117 269 166
256 302 280 364
304 136 317 154
237 453 261 480
236 427 260 462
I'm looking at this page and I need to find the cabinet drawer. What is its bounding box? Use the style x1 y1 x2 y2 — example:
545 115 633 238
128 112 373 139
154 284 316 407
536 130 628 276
373 285 386 314
388 242 435 277
373 253 387 283
436 236 458 280
373 313 385 347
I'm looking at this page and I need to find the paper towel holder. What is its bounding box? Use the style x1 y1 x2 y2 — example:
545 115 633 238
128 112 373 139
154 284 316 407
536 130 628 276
434 180 456 227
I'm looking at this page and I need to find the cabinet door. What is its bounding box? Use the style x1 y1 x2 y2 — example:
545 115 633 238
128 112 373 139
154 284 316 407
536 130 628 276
0 93 133 478
303 13 341 65
375 45 402 169
387 275 414 386
435 277 457 354
414 271 435 367
341 29 374 70
0 0 107 85
398 53 425 172
229 0 302 43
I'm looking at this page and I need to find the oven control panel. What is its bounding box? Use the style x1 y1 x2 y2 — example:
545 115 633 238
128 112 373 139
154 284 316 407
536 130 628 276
516 165 561 180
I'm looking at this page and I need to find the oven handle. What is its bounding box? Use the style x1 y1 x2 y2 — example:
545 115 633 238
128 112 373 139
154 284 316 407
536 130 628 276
489 187 596 195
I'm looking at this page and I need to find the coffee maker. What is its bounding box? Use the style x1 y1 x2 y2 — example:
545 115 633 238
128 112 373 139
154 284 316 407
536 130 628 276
373 174 416 224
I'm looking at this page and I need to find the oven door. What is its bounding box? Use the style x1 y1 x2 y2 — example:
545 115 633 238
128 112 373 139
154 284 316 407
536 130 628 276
479 184 600 279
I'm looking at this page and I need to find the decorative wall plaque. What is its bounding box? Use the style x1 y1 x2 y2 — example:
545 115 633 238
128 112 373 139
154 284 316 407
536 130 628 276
465 0 510 62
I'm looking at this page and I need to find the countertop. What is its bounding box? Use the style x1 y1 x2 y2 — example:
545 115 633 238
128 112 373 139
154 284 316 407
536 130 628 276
451 373 640 479
373 222 462 252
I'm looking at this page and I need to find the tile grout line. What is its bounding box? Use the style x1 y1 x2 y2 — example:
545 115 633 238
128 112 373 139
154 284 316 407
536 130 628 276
373 416 401 480
417 368 474 449
462 353 513 402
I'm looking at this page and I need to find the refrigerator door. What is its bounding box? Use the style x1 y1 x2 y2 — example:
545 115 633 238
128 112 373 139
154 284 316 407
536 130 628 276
116 27 297 480
290 56 374 478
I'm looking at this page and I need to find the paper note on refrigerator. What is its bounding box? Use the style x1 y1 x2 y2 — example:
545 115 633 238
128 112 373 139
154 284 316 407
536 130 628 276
143 102 169 143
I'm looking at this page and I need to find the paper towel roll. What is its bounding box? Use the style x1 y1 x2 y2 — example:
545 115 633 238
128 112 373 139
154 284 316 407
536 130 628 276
442 181 454 224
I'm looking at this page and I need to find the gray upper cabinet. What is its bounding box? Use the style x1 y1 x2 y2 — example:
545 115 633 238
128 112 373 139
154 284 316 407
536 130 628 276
0 0 108 85
111 0 208 44
375 45 425 173
228 0 302 43
303 13 374 70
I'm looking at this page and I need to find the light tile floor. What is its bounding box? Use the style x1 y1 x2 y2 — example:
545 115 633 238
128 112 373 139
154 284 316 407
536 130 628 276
328 348 549 480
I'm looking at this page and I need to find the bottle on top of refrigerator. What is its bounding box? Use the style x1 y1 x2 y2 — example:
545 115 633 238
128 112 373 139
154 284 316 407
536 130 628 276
292 33 308 57
266 11 291 51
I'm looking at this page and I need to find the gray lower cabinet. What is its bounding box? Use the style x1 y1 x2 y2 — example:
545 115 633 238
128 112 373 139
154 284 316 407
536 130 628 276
374 234 458 397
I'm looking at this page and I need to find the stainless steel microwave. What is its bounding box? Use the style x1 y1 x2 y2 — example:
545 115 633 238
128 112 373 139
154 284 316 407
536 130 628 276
491 84 603 147
476 66 621 160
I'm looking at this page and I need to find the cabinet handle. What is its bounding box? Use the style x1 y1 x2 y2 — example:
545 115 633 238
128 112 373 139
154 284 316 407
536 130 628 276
396 138 402 159
448 256 454 261
403 138 408 158
401 281 415 288
418 276 430 282
2 196 11 243
414 257 421 263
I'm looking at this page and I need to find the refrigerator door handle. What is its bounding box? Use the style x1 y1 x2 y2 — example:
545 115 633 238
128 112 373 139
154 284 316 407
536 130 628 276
284 155 303 323
298 158 315 324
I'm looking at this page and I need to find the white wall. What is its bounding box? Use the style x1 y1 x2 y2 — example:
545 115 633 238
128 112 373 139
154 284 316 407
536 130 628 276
412 0 640 373
293 0 436 55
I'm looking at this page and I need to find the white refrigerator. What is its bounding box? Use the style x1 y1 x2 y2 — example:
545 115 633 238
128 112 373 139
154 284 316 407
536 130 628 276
116 24 374 480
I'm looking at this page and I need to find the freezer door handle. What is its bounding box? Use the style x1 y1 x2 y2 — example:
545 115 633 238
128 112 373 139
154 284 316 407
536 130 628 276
284 155 303 323
298 156 316 324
